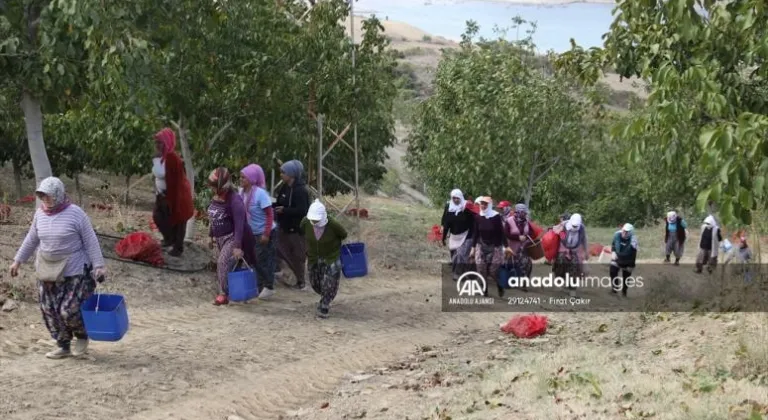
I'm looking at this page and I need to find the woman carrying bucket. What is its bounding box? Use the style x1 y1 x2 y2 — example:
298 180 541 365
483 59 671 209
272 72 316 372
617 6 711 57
207 167 258 306
9 177 107 359
239 163 277 299
301 199 348 318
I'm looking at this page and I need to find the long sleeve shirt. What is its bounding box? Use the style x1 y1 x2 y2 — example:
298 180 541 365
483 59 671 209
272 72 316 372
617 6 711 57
472 214 508 248
14 206 105 277
441 204 474 242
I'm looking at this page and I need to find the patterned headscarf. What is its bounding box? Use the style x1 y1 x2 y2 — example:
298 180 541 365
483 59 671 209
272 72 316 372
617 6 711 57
514 203 528 223
36 177 72 215
154 128 176 163
207 167 233 197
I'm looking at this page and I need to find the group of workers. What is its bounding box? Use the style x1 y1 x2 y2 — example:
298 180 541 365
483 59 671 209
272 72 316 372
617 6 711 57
7 127 349 360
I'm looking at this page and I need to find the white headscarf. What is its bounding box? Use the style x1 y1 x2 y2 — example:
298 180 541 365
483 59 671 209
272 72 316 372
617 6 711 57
569 213 583 230
306 199 328 227
478 197 498 218
703 215 717 228
667 211 677 222
447 189 466 215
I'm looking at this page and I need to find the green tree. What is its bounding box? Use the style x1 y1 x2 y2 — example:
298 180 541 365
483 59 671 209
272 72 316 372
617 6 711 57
0 1 151 187
407 20 591 209
554 0 768 226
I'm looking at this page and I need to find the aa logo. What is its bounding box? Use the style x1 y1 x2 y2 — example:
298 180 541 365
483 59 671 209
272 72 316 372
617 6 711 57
456 271 486 296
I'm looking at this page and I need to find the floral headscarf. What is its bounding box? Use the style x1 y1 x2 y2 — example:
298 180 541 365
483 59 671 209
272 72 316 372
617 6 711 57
36 177 72 215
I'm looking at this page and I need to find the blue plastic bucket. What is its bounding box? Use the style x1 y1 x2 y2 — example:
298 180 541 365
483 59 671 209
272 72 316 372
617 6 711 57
341 242 368 278
81 294 130 342
228 266 258 302
497 264 520 289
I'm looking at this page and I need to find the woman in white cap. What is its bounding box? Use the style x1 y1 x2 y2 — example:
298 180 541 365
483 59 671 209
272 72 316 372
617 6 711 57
301 199 348 318
610 223 638 296
553 213 588 296
8 177 107 359
663 210 687 265
695 215 722 274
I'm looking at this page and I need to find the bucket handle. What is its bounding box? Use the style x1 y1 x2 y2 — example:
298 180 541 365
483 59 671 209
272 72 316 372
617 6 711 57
231 257 253 272
93 273 107 314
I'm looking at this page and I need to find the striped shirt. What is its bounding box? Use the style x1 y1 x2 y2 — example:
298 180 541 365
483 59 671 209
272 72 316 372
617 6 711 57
14 205 105 277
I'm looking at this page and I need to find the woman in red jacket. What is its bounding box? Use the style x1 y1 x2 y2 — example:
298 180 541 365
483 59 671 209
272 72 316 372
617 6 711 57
152 128 195 256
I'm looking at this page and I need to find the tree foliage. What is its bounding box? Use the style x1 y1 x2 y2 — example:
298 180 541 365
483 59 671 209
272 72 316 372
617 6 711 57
554 0 768 227
407 21 593 210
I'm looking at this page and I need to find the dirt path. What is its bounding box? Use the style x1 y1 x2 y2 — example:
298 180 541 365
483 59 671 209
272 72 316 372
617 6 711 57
0 262 492 420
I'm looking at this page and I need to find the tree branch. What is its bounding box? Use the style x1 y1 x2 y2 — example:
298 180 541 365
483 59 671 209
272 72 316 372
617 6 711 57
533 156 561 184
207 120 234 149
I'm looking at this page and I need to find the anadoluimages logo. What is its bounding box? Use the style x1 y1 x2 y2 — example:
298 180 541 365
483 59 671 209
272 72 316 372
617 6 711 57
456 271 487 296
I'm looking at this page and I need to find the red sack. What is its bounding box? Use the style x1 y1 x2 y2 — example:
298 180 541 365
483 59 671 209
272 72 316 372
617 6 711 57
501 314 548 338
589 243 606 257
115 232 165 267
541 230 559 262
529 221 544 240
427 224 443 242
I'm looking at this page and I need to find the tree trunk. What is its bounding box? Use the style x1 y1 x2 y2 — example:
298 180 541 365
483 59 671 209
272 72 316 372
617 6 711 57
177 120 197 242
21 90 52 207
124 175 131 204
74 173 83 205
11 157 23 198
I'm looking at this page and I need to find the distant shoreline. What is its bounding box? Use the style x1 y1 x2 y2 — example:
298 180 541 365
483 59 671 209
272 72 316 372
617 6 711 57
419 0 614 5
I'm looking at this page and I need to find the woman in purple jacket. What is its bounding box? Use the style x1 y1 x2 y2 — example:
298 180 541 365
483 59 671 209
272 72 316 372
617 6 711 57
206 167 257 305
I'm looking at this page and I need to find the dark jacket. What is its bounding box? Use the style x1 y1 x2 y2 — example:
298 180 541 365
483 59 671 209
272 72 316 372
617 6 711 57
274 179 310 234
612 231 637 267
664 218 687 243
441 203 474 242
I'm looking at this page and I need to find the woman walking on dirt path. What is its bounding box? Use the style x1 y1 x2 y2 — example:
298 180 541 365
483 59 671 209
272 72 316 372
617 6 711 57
553 213 589 297
469 197 512 298
663 210 687 265
610 223 638 296
151 128 194 257
302 199 348 318
9 177 107 359
504 203 535 281
441 189 474 280
207 167 258 305
695 215 722 274
239 164 277 299
274 160 310 290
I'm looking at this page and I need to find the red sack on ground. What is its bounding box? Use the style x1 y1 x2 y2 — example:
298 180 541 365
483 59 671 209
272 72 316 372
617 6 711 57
501 314 548 338
427 225 443 242
541 230 559 261
115 232 165 267
589 243 605 257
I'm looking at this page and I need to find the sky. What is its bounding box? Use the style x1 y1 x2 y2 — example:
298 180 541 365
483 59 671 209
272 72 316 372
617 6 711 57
352 0 617 53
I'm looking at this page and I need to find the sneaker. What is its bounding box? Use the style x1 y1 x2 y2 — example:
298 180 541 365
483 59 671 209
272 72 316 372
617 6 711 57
168 248 183 257
316 306 329 318
213 295 229 305
259 287 275 299
46 348 72 359
293 283 308 291
72 338 89 356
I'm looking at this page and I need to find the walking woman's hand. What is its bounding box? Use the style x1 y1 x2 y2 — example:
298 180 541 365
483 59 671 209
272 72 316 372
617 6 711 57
232 248 244 259
260 234 270 245
93 266 107 283
9 261 19 277
469 248 475 259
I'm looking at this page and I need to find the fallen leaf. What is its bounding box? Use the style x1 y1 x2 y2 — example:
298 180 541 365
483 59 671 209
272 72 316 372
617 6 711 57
597 324 608 332
621 392 634 401
320 402 329 409
651 349 662 355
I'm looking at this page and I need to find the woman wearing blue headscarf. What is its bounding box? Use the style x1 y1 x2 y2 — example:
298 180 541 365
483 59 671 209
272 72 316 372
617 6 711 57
274 160 311 289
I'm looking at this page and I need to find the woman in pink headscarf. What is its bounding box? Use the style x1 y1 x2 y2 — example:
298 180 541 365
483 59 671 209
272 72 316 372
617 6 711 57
239 164 277 298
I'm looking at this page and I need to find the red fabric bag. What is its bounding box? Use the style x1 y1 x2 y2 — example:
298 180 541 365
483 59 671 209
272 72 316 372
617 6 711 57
541 230 559 262
115 232 165 267
501 314 548 338
427 225 443 242
589 243 605 257
529 221 544 240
